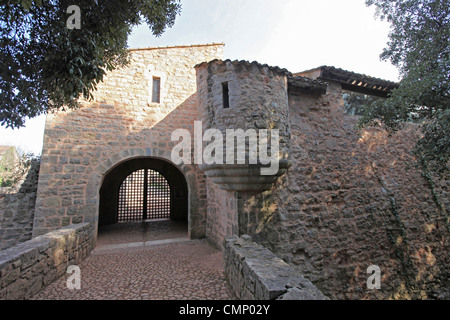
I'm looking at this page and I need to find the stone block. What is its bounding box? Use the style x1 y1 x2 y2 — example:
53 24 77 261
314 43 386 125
0 266 20 288
20 248 39 269
223 236 327 300
42 197 62 208
5 278 28 300
277 287 320 300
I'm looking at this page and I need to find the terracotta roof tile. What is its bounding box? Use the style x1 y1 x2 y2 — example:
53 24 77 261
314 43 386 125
296 65 399 96
288 75 328 95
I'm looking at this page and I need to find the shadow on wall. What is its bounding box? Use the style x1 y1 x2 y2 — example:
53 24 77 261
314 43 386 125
87 92 205 238
238 89 449 300
33 92 207 241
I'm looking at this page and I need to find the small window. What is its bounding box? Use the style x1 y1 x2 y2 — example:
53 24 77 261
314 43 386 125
152 77 161 103
222 82 230 109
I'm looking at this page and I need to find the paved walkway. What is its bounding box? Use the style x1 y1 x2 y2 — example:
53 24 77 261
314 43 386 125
31 220 234 300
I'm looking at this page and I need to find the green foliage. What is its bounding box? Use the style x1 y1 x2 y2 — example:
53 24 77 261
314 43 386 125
415 109 450 176
0 146 18 172
0 0 181 128
362 0 449 176
343 91 381 116
0 149 38 187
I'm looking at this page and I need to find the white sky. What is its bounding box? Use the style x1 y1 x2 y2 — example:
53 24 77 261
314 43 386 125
0 0 399 156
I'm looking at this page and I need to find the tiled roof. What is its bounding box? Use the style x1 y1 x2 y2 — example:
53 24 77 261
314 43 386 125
288 75 328 95
296 65 399 97
195 59 398 96
195 59 329 94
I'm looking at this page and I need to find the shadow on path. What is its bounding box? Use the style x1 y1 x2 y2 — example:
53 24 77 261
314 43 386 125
96 219 188 247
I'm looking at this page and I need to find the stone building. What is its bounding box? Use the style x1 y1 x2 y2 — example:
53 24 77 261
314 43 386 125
25 43 450 299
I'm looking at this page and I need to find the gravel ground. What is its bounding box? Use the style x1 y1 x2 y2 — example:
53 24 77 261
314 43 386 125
31 221 234 300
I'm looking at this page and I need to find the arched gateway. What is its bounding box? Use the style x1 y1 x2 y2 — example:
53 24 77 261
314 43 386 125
99 157 188 226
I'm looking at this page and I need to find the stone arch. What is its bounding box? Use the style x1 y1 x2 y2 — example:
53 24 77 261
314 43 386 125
84 147 201 244
99 158 188 225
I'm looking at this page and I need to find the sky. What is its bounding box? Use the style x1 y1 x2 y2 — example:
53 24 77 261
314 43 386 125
0 0 400 156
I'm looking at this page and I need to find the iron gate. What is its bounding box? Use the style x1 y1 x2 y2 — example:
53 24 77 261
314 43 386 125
118 169 171 222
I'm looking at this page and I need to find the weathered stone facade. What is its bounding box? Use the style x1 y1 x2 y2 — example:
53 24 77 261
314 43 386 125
26 44 449 300
0 223 93 299
250 82 449 300
223 236 328 300
195 59 290 191
0 153 40 251
32 44 224 240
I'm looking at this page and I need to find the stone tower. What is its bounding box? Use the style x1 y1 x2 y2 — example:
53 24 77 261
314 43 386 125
195 59 291 191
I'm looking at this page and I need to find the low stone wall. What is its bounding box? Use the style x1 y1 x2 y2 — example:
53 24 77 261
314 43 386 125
0 223 94 299
223 236 328 300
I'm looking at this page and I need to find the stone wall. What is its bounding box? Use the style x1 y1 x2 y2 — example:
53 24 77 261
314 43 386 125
29 44 448 299
195 61 448 299
223 236 328 300
33 44 224 239
0 223 93 299
252 83 449 299
195 59 290 192
205 180 241 248
0 159 40 251
196 59 292 248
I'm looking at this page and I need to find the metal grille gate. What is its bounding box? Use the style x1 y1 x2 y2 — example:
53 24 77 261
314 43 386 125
118 169 171 222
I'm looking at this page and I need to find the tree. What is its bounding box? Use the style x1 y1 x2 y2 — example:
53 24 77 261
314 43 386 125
0 0 181 128
361 0 449 176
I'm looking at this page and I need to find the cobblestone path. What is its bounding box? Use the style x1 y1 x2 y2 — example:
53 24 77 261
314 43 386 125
31 221 234 300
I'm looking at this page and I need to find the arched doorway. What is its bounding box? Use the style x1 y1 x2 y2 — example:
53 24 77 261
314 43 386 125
98 157 188 227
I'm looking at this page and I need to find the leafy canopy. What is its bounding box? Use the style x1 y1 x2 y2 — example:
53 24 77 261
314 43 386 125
0 0 181 128
361 0 449 176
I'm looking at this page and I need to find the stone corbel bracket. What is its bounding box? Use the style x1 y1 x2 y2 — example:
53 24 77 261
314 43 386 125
199 160 291 191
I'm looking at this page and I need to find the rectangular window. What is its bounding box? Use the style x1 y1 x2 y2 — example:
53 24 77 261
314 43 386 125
152 77 161 103
222 82 230 109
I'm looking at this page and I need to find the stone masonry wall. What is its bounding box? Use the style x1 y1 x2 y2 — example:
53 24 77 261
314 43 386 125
0 223 93 299
30 43 448 300
196 60 291 248
223 236 328 300
195 60 290 191
33 44 224 239
253 83 449 299
0 159 40 251
205 180 240 248
196 60 290 162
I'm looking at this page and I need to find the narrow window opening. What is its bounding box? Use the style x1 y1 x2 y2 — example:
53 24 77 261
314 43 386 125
222 82 230 109
152 77 161 103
